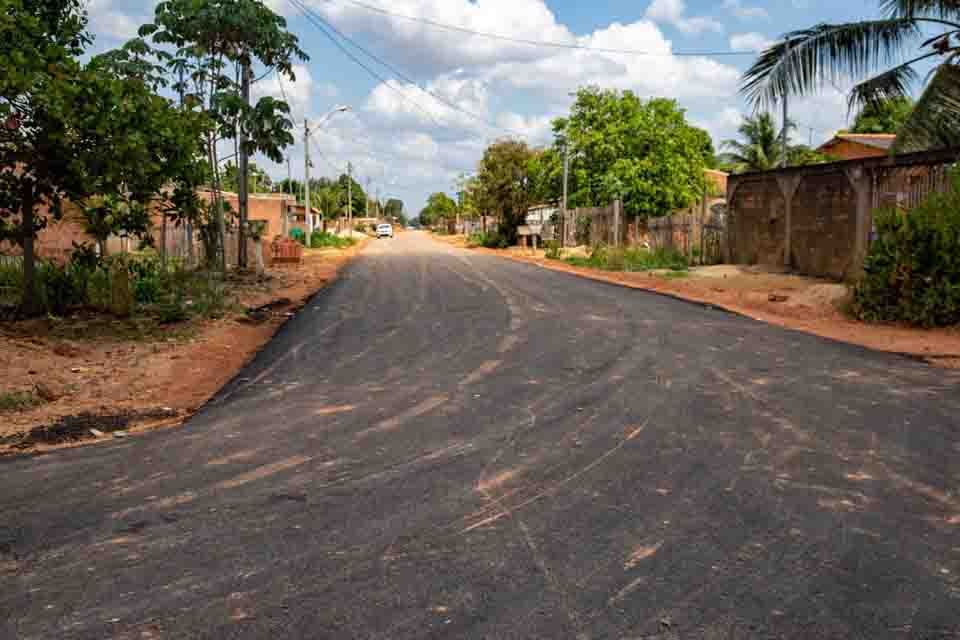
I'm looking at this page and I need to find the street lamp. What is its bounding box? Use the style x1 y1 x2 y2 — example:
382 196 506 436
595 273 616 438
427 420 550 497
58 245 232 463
303 105 350 236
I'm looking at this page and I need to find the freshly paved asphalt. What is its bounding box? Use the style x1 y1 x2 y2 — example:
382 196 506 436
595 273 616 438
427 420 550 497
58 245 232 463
3 232 960 639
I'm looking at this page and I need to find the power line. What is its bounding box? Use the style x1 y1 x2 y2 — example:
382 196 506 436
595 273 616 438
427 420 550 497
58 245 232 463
294 0 527 138
291 0 527 138
288 0 446 129
325 0 756 57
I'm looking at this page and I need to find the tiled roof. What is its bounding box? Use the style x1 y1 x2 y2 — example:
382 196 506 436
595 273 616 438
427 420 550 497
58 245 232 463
834 134 896 150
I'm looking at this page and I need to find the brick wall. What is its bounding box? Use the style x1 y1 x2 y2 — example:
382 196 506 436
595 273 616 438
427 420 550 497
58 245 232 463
727 148 957 280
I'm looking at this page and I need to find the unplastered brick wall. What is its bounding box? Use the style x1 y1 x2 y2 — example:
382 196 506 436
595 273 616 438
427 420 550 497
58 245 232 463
727 148 958 280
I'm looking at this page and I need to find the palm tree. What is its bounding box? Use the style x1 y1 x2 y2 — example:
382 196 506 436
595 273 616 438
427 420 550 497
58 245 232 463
721 113 789 172
740 0 960 152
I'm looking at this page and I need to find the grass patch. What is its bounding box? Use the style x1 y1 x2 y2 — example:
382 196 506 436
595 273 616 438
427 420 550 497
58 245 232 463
0 390 44 413
565 246 689 272
309 231 356 249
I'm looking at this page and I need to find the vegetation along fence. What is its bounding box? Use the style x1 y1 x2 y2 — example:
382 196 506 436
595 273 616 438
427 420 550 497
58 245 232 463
558 201 624 248
727 147 959 280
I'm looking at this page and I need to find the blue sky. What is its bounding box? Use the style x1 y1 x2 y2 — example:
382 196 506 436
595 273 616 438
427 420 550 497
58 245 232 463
89 0 885 212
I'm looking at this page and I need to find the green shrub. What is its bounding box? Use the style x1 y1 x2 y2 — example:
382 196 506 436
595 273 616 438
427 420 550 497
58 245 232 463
0 390 43 413
544 240 562 260
36 261 86 315
290 228 306 245
309 230 354 249
565 245 688 272
0 259 23 306
853 174 960 327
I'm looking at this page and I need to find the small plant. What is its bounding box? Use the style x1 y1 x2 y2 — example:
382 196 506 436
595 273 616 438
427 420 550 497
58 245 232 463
290 228 306 245
0 390 44 413
309 230 355 249
544 240 562 260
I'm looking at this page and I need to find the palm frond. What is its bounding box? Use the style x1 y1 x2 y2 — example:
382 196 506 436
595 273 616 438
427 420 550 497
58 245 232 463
741 19 922 110
894 63 960 151
847 57 928 112
881 0 960 22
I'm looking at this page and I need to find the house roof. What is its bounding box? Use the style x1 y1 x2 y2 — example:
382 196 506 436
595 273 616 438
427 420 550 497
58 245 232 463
819 133 896 152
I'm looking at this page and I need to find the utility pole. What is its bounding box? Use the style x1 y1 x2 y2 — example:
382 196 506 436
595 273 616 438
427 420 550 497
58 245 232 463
238 60 251 269
562 144 570 246
347 161 353 234
304 118 312 238
284 155 292 236
365 177 371 218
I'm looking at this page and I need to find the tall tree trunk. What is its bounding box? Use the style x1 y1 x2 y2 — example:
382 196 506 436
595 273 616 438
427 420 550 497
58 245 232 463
207 131 226 273
19 185 39 316
237 60 251 270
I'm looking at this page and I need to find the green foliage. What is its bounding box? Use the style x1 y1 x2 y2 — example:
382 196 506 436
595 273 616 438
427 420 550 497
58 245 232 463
544 240 562 260
851 96 914 134
473 139 536 242
852 172 960 327
384 198 404 218
565 246 689 272
290 228 306 245
466 231 508 249
0 390 43 413
309 230 354 249
547 88 713 220
419 192 458 226
0 0 210 313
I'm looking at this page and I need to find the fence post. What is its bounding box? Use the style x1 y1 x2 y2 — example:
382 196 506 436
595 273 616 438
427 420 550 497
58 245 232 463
776 174 802 269
845 165 872 279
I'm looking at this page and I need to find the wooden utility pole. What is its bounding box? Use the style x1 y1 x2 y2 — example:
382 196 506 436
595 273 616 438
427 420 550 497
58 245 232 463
238 60 252 269
347 161 353 233
562 145 570 246
304 118 312 237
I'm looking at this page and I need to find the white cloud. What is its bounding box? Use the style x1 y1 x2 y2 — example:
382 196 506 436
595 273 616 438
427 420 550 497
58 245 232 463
721 0 769 20
253 64 316 121
644 0 723 34
364 72 493 135
486 21 741 103
730 32 776 52
311 0 578 72
86 0 142 40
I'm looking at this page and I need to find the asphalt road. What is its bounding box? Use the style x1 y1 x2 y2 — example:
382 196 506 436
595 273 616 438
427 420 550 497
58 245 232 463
3 232 960 639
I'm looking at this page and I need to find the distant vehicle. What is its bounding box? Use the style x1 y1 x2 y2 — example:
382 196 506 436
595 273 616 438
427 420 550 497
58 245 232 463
376 223 394 238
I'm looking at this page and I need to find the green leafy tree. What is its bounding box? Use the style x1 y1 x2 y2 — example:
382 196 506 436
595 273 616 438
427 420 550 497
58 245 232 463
721 113 786 172
740 1 960 152
552 88 713 220
419 192 458 226
384 198 404 219
473 139 537 242
223 161 272 193
138 0 308 270
722 113 833 172
851 96 914 134
0 0 206 313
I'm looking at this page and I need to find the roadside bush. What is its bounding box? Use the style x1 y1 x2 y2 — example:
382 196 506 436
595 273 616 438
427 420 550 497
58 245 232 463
853 174 960 327
565 245 689 272
468 232 509 249
290 228 306 245
37 261 86 315
544 240 562 260
310 230 354 249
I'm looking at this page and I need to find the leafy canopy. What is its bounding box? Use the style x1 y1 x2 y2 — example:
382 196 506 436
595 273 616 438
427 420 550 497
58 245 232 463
548 88 714 219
